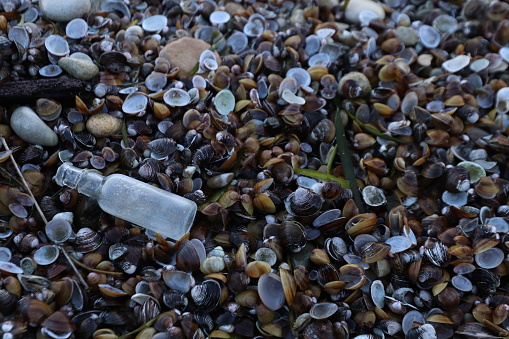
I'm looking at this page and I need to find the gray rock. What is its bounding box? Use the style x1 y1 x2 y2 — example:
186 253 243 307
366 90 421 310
344 0 385 24
86 114 122 137
10 107 58 146
40 0 91 22
58 57 99 81
396 26 419 46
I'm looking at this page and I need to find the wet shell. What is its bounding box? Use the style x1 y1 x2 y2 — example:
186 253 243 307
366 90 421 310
191 279 221 311
74 228 102 253
258 273 285 311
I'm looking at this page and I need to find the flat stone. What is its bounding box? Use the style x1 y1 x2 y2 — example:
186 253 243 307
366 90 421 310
10 107 58 146
86 113 122 137
40 0 91 22
58 57 99 81
344 0 385 24
395 26 419 46
160 37 219 75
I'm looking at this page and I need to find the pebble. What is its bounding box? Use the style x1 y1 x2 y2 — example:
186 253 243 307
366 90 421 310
10 107 58 146
290 9 306 26
344 0 385 24
224 2 245 15
86 114 122 138
160 37 220 75
58 57 99 81
395 26 419 46
338 72 372 97
40 0 91 22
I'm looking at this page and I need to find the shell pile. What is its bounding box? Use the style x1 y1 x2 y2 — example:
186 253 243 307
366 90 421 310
0 0 509 338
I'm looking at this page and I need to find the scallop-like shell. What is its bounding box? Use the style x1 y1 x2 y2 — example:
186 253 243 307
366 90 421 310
164 88 191 107
33 245 60 265
258 273 285 311
74 228 102 253
66 18 88 40
214 89 235 115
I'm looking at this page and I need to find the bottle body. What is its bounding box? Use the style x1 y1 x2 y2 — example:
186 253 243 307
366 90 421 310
97 174 196 240
55 163 197 240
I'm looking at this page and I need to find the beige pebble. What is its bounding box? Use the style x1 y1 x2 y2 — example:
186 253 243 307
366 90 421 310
86 113 122 137
160 37 220 75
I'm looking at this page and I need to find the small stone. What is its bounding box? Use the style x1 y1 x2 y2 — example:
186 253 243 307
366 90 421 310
344 0 385 24
160 37 220 75
395 26 419 46
58 57 99 81
40 0 91 22
290 9 306 26
10 107 58 146
86 114 122 138
224 2 245 15
338 72 372 97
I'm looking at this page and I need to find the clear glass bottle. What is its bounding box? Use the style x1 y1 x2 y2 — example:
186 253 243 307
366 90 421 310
54 162 197 240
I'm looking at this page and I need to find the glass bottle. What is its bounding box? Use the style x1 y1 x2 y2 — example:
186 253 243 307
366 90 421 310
54 162 197 240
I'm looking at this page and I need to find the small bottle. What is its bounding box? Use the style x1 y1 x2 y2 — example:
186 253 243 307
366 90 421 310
54 162 197 240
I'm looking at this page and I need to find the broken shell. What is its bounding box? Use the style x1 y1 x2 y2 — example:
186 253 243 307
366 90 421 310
362 186 386 207
309 303 338 320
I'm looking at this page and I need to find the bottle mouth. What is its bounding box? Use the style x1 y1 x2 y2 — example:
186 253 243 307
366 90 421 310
54 162 81 189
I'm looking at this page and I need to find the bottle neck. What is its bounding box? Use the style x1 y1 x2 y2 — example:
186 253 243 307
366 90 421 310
54 163 104 199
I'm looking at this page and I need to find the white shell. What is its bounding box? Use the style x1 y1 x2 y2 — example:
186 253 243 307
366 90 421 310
385 236 412 253
163 88 191 107
281 89 305 105
475 247 504 269
0 247 12 262
123 92 149 114
362 185 386 206
66 18 88 40
442 55 471 73
418 25 440 49
500 47 509 63
142 15 167 33
45 35 70 57
214 90 235 115
209 11 230 25
286 68 311 87
496 87 509 113
442 191 468 207
371 280 385 308
45 218 73 243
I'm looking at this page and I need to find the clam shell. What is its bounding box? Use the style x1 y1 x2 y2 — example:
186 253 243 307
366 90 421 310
258 272 285 311
442 55 471 73
309 302 338 320
45 218 73 244
362 185 386 207
286 68 311 87
214 89 235 115
418 25 440 49
142 15 167 33
123 92 148 114
33 245 60 265
451 275 472 292
475 247 504 269
66 18 88 40
163 88 191 107
45 35 69 57
74 228 101 253
227 31 248 54
39 65 62 77
371 280 385 309
191 279 221 311
145 72 167 92
209 11 230 25
163 270 195 293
